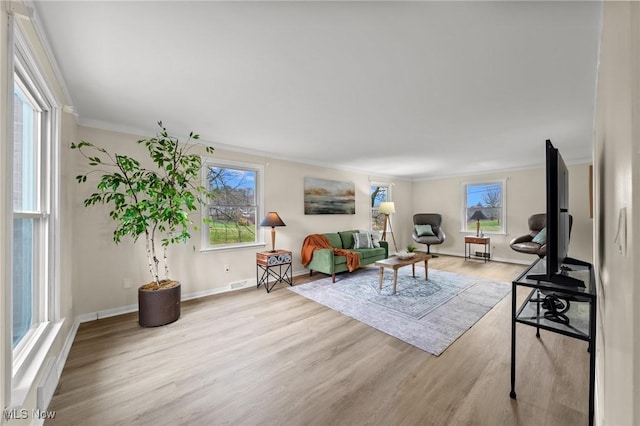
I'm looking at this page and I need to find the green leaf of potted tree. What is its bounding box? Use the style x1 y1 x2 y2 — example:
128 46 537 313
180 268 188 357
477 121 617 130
71 122 214 327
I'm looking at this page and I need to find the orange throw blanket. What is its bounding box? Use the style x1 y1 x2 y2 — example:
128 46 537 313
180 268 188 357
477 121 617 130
301 234 361 272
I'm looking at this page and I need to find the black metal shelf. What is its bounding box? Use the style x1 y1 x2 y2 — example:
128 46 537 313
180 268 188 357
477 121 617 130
510 257 596 426
515 288 591 340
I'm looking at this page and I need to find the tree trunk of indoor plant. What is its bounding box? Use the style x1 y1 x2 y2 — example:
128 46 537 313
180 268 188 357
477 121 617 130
138 281 181 327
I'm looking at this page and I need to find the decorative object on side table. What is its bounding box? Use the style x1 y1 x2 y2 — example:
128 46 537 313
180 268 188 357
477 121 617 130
71 122 215 327
256 250 293 292
260 212 286 252
379 201 398 252
469 209 488 237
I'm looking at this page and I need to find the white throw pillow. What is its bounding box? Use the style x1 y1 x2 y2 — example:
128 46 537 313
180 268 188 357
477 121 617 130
359 230 382 248
353 232 373 249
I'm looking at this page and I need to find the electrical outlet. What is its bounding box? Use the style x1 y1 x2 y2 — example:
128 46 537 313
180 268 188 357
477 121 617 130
224 264 230 272
123 278 132 289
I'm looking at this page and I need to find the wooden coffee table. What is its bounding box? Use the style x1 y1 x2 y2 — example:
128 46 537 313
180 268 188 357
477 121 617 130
375 252 433 294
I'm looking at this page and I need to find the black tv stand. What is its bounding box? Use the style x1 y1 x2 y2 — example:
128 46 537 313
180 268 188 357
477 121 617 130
526 271 586 288
526 257 589 287
510 257 596 426
563 256 592 267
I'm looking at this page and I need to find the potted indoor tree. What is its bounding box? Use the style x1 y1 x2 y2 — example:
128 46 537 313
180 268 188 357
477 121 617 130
71 122 214 327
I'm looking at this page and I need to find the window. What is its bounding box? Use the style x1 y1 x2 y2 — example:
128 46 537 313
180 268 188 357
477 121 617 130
462 180 506 234
12 78 41 348
202 159 263 250
370 182 391 231
9 21 61 405
12 65 56 351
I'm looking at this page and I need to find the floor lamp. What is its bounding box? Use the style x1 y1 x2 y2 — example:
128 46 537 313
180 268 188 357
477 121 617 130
379 201 398 253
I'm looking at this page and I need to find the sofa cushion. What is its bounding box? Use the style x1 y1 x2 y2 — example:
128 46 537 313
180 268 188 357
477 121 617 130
339 230 359 249
352 247 386 260
324 233 343 249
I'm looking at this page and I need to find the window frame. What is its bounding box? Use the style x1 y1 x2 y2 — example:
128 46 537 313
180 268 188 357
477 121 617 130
370 181 392 232
6 19 62 407
460 178 507 235
200 158 264 252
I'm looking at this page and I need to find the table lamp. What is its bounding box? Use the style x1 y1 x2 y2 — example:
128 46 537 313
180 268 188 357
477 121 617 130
469 210 488 237
260 212 286 252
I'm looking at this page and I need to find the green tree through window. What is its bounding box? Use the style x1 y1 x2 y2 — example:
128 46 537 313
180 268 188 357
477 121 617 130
207 165 258 246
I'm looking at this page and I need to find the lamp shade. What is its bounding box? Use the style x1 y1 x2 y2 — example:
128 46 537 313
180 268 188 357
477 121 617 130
260 212 286 227
469 210 488 221
379 202 396 215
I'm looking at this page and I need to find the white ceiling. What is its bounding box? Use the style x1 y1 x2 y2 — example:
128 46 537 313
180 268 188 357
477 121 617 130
33 1 602 180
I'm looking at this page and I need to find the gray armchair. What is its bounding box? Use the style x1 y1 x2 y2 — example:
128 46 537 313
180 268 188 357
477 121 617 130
412 213 446 256
509 213 573 258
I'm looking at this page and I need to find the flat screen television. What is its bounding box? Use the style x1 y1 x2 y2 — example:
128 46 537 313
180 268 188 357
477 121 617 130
527 140 585 287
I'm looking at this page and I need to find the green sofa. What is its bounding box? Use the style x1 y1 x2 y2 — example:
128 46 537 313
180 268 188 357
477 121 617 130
304 230 389 282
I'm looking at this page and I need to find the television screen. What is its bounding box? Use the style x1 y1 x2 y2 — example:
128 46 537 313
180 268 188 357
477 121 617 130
546 139 570 278
527 140 584 287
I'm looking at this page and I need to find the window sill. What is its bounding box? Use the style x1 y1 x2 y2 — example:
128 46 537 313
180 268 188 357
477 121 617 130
11 319 65 408
200 242 266 253
460 231 507 236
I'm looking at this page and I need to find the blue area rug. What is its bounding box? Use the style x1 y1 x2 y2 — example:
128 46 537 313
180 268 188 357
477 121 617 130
289 267 511 356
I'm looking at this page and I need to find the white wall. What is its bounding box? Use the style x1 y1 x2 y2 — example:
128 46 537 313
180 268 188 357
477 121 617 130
71 125 413 316
593 2 640 425
72 123 595 319
410 164 593 264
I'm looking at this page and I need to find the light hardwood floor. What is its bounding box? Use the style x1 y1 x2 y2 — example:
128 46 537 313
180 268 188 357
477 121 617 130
46 256 589 425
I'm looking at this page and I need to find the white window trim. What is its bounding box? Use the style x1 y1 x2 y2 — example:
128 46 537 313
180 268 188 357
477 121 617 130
5 17 63 408
200 157 265 252
460 178 507 235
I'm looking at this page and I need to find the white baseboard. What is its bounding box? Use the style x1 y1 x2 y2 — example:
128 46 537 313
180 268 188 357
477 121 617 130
75 257 529 326
431 249 531 265
76 269 311 324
